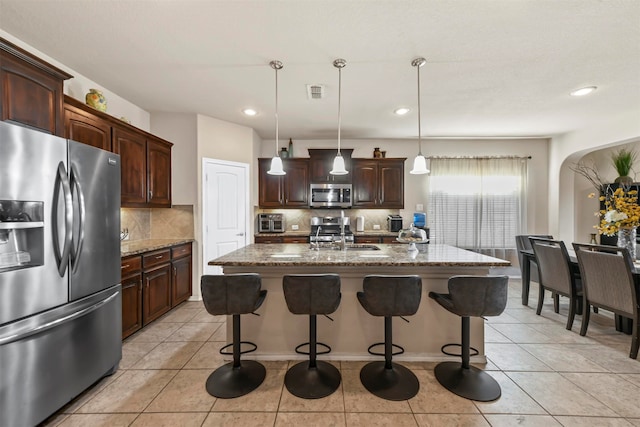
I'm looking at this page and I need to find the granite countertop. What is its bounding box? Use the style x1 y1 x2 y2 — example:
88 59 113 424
209 243 511 267
255 231 398 237
121 238 194 257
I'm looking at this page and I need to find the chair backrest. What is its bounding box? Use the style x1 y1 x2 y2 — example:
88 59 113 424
572 243 637 316
361 275 422 317
448 275 509 317
201 273 263 316
515 235 553 281
530 237 574 295
282 274 341 315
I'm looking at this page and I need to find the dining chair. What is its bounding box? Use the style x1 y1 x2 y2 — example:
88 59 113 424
515 234 553 306
572 243 639 359
530 238 582 330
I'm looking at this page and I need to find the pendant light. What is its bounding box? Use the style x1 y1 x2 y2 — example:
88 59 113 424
267 60 286 175
410 57 430 175
330 58 348 175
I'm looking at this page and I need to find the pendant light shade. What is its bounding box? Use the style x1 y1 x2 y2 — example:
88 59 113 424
267 60 286 175
330 58 348 175
410 57 430 175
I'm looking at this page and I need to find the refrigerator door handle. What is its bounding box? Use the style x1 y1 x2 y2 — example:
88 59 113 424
69 164 86 273
0 290 120 346
52 162 73 277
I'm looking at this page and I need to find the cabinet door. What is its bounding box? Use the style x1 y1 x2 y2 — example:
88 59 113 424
309 149 352 183
258 158 284 207
121 273 143 339
352 159 379 207
147 137 172 207
143 264 172 325
283 158 309 207
0 39 72 137
379 160 404 208
282 236 308 243
65 106 111 151
172 255 192 307
113 126 147 206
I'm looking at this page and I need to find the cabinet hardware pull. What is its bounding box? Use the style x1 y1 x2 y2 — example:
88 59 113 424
155 255 163 259
121 264 129 269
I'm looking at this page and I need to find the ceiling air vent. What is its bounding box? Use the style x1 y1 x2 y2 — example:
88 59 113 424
306 84 325 100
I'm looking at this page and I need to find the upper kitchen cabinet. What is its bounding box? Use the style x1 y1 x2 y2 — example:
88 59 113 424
308 149 353 183
64 101 111 151
64 96 173 208
352 158 405 208
0 37 72 136
258 158 309 208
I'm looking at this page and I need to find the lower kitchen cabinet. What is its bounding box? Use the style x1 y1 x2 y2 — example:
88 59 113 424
120 242 193 339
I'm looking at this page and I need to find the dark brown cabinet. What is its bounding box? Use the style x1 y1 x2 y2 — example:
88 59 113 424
64 96 172 208
65 103 112 151
352 158 405 208
142 249 173 325
0 37 72 136
121 255 143 339
308 149 353 183
283 236 308 243
258 158 309 208
171 243 192 306
255 235 284 244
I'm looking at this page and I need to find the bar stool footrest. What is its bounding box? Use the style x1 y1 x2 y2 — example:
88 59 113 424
219 341 258 356
440 343 479 358
367 342 405 357
295 341 331 356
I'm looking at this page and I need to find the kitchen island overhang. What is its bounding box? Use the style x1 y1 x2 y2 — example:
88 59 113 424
208 244 510 362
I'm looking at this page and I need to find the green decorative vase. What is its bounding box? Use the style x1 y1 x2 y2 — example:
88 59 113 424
85 89 107 112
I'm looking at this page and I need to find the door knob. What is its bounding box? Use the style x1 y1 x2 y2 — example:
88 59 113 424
236 232 245 236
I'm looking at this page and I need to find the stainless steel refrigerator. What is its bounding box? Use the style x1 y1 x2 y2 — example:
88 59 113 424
0 121 122 427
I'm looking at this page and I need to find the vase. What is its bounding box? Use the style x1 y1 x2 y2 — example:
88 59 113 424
617 227 637 259
85 89 107 112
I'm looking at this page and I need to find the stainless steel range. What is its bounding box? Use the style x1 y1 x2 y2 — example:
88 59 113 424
309 215 354 244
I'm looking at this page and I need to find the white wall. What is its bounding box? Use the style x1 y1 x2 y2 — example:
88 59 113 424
0 30 151 131
260 137 550 234
549 110 640 243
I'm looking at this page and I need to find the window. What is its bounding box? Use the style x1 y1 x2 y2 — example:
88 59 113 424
427 157 527 251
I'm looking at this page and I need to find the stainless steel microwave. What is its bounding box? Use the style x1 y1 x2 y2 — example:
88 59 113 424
310 183 352 208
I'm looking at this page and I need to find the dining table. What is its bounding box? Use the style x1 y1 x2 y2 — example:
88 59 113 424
519 247 640 334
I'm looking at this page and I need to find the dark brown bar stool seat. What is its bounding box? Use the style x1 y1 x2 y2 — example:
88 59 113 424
357 275 422 401
282 274 342 399
429 275 508 402
201 274 267 399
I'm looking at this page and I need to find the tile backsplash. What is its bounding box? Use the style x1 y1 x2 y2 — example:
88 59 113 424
121 205 194 241
255 208 402 233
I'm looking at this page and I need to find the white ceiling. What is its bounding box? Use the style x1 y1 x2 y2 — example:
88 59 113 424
1 0 639 141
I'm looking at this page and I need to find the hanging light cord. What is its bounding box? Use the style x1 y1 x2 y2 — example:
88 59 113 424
412 57 426 156
337 64 342 155
270 60 283 155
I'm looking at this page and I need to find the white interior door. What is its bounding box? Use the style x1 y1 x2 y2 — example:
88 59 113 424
202 158 250 275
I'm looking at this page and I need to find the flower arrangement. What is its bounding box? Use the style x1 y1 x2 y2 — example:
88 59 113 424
589 186 640 236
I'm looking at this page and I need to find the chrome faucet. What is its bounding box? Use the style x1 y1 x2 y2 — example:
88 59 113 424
338 210 346 250
310 226 322 250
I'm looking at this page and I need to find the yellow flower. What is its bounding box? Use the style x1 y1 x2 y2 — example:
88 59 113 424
596 185 640 236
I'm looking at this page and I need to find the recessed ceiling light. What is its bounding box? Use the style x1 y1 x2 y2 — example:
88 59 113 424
242 108 258 116
394 107 411 115
570 86 597 97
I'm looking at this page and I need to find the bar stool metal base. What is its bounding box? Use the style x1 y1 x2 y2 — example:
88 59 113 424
434 361 501 402
205 360 266 399
359 361 420 401
285 360 341 399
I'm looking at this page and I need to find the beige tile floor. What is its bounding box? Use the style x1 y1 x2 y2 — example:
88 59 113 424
41 279 640 427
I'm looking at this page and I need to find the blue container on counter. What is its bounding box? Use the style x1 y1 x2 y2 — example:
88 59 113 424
413 212 426 228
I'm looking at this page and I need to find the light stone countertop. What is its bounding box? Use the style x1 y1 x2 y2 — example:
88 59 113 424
209 243 511 267
121 238 194 257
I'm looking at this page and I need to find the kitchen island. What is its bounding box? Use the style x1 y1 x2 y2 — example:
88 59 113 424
209 243 510 362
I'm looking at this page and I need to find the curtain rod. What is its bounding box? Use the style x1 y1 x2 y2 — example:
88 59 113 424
426 155 532 160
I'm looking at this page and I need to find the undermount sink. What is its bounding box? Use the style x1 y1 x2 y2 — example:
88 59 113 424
345 244 380 251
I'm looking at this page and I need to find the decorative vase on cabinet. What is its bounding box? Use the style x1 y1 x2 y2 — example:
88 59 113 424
85 89 107 112
617 227 637 260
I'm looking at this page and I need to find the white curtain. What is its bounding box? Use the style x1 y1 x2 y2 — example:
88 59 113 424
427 157 528 253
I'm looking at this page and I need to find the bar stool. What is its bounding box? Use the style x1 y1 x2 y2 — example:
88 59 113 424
429 275 508 402
357 275 422 401
200 274 267 399
282 274 342 399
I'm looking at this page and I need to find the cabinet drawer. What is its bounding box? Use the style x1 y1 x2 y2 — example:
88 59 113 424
142 249 171 269
121 255 142 276
171 243 192 259
354 236 382 244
